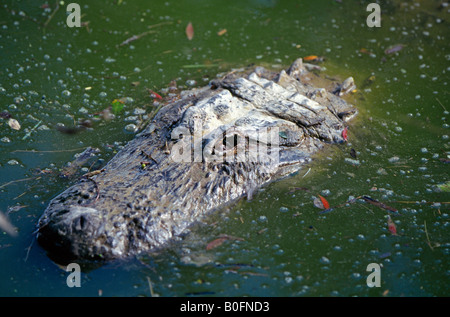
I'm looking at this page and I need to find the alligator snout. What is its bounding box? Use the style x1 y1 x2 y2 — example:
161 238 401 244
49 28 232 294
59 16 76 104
37 206 107 261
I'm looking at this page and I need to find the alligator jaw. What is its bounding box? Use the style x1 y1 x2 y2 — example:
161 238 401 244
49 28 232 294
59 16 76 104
37 58 357 263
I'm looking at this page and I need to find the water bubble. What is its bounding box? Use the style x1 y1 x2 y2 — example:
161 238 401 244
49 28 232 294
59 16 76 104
388 156 400 163
320 256 330 264
124 124 138 133
99 92 107 98
351 272 361 279
7 159 19 165
78 107 88 114
62 90 71 97
279 206 289 212
186 79 197 86
105 57 116 63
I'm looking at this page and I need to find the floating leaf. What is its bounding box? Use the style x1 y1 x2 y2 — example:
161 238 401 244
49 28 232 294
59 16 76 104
318 195 330 210
436 181 450 192
8 118 21 130
185 22 194 40
387 215 397 235
303 55 319 62
148 89 163 100
111 99 124 114
314 195 330 210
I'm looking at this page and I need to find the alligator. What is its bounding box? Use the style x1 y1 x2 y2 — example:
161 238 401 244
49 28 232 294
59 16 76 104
36 58 358 263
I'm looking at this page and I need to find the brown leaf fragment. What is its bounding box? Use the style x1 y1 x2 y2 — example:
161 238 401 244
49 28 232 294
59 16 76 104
217 28 227 36
206 237 227 250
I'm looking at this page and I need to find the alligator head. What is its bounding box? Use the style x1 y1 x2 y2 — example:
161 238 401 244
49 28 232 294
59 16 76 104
36 58 357 263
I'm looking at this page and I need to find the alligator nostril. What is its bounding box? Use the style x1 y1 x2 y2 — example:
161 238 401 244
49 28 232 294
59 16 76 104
74 215 87 231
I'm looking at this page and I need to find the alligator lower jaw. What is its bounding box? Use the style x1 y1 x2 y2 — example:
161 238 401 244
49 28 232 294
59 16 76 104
36 57 357 263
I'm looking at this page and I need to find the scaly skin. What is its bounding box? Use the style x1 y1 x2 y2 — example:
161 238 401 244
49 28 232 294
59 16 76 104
36 58 357 263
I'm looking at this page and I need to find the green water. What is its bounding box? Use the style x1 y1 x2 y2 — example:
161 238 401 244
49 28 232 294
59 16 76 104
0 0 448 297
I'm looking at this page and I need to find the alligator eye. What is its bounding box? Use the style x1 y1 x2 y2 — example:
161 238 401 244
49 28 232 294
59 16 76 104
223 133 239 148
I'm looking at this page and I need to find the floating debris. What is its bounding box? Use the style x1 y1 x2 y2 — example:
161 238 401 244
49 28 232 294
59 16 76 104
386 215 397 235
333 77 356 96
314 194 333 213
318 195 330 209
22 120 42 140
206 234 243 250
342 127 348 141
303 55 324 63
217 28 227 36
384 44 405 55
60 147 100 178
8 118 21 130
148 89 163 100
0 111 12 119
206 237 227 250
186 22 194 40
359 48 374 56
436 181 450 192
0 211 18 237
117 30 156 47
362 196 398 213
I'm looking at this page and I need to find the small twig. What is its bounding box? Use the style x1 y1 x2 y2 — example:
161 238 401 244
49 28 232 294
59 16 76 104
147 21 173 29
0 177 39 190
436 98 447 112
391 200 450 205
12 146 88 154
302 167 311 178
43 1 60 29
22 120 42 140
424 221 434 251
146 276 155 297
24 236 36 262
117 30 156 47
82 168 105 179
